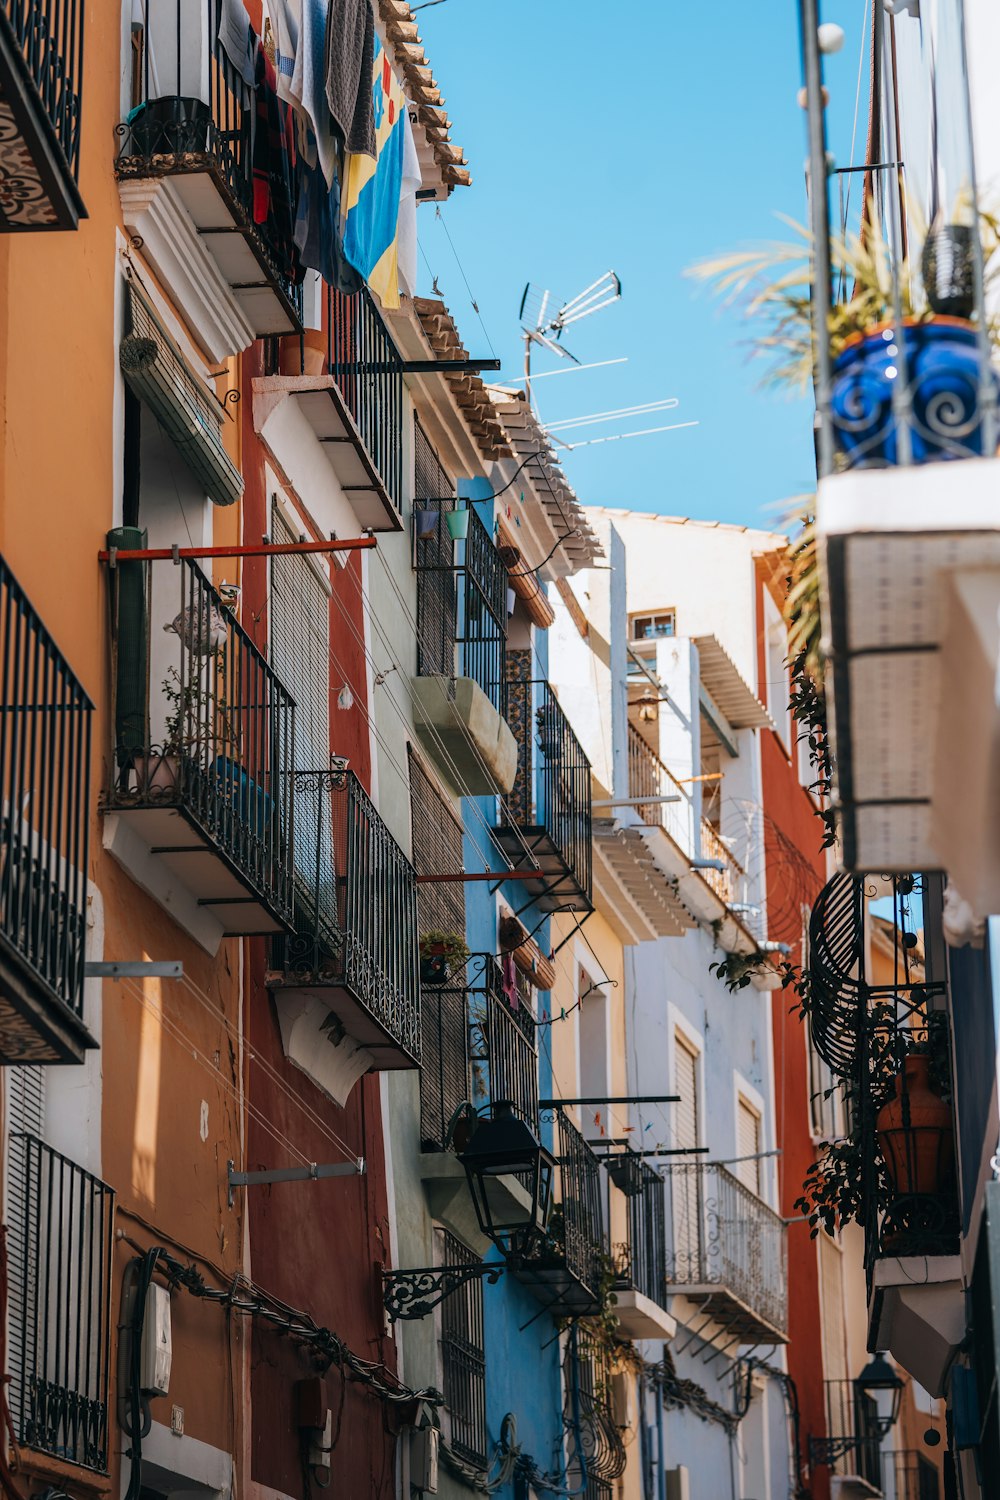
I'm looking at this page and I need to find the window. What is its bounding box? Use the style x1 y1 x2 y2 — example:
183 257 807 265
438 1228 487 1466
736 1096 762 1196
808 1020 843 1140
579 966 610 1141
630 610 676 644
672 1034 701 1276
763 591 792 749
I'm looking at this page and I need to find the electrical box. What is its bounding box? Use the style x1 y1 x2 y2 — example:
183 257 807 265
410 1427 439 1494
610 1371 630 1428
140 1282 172 1396
666 1468 690 1500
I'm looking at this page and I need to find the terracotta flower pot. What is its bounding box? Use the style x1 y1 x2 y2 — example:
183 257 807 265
876 1054 954 1199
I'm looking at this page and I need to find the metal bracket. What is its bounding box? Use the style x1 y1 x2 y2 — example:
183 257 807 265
227 1158 365 1208
382 1263 504 1321
808 1434 883 1468
84 961 183 979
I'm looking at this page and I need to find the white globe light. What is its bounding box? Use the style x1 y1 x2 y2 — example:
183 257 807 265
818 22 845 53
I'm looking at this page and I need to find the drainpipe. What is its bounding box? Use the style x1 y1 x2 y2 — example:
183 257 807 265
656 1386 667 1500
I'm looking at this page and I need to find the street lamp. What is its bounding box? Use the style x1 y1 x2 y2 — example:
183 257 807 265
855 1354 905 1437
460 1100 555 1262
808 1355 904 1469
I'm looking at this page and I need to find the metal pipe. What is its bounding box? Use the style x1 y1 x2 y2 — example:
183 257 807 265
540 1096 680 1107
100 537 377 563
415 870 542 883
592 794 683 807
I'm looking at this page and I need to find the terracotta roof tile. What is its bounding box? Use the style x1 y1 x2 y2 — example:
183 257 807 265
377 0 469 192
412 297 512 462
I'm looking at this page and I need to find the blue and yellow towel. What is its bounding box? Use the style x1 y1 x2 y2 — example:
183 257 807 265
343 37 406 308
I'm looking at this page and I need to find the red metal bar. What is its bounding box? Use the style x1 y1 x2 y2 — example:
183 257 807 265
98 538 377 563
415 871 542 884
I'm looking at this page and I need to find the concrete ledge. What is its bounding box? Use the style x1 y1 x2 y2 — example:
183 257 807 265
411 675 518 795
868 1255 965 1397
613 1287 677 1341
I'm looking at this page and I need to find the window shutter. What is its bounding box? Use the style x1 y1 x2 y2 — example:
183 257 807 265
674 1038 698 1150
672 1037 700 1278
736 1098 761 1195
5 1066 44 1446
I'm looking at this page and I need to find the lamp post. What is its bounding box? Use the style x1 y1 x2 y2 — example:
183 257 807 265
856 1354 905 1436
459 1101 555 1263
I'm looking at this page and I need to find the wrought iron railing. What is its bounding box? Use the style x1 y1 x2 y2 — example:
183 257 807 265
105 545 295 926
327 284 405 515
627 723 693 851
820 1379 883 1488
421 953 537 1151
522 1109 607 1304
438 1228 487 1467
886 1449 942 1500
662 1161 788 1337
563 1326 626 1493
698 817 746 909
277 769 420 1064
0 557 92 1024
414 505 508 714
114 0 301 319
504 671 592 905
7 1135 114 1472
2 0 85 180
608 1155 666 1308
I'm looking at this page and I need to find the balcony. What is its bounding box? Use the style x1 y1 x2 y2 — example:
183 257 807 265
562 1329 626 1496
0 557 96 1064
7 1135 115 1472
497 663 592 912
514 1109 608 1317
817 1378 884 1493
412 501 516 795
253 285 405 532
661 1161 788 1344
103 545 295 945
605 1152 676 1341
0 1 85 230
420 954 538 1251
267 770 419 1107
115 0 301 353
626 725 755 952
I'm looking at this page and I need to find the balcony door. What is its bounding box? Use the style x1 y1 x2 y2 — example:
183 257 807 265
672 1033 701 1280
269 504 334 940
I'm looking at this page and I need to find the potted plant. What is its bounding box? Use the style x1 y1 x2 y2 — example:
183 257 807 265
689 209 1000 466
445 507 471 541
875 1014 955 1203
419 931 470 987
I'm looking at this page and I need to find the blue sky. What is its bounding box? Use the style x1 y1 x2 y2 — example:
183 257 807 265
413 0 869 528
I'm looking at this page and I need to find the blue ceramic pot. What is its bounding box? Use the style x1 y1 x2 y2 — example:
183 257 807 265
830 319 998 466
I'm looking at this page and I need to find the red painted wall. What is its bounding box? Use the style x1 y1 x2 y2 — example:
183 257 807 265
239 348 396 1498
755 558 829 1500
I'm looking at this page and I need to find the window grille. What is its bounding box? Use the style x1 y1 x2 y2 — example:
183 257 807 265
438 1228 487 1467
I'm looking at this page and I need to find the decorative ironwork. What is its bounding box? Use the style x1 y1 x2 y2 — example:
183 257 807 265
808 870 866 1081
438 1229 488 1466
0 556 94 1061
809 1380 883 1483
499 662 592 911
563 1326 626 1492
0 0 86 230
610 1154 666 1308
382 1260 503 1322
114 0 302 324
421 953 538 1152
104 546 296 930
275 769 421 1064
327 283 404 514
7 1134 115 1472
661 1160 788 1339
414 499 508 715
516 1109 607 1313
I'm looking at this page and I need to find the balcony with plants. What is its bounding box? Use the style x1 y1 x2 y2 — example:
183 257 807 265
266 768 420 1107
411 426 516 795
0 0 86 230
115 0 301 350
603 1149 676 1341
0 557 96 1065
103 547 295 945
496 655 593 913
513 1108 610 1318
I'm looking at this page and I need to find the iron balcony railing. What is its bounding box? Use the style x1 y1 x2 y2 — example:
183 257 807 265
627 726 747 910
502 668 592 909
105 545 296 928
820 1378 883 1489
438 1228 488 1468
519 1109 607 1311
421 953 538 1152
277 769 421 1065
327 284 405 516
885 1449 942 1500
608 1154 666 1309
0 557 92 1051
414 504 508 715
662 1160 788 1339
563 1326 626 1496
7 1135 114 1472
2 0 85 181
115 0 301 322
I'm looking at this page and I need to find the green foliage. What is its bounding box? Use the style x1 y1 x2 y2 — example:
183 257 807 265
418 930 471 967
709 951 770 992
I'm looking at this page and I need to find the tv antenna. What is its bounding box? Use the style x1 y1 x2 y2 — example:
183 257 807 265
519 271 621 405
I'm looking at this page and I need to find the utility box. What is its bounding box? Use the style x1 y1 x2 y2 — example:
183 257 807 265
666 1468 690 1500
410 1427 439 1494
140 1282 172 1396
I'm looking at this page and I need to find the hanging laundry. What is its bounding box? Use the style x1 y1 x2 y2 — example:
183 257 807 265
217 0 257 87
342 37 407 308
396 107 423 299
502 953 519 1011
324 0 377 159
290 0 339 186
294 152 362 294
253 45 302 284
269 0 301 107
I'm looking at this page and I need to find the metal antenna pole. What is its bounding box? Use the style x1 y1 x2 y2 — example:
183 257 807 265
799 0 836 479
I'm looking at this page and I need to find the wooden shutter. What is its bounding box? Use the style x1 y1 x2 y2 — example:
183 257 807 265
672 1036 700 1277
5 1066 44 1444
674 1037 698 1150
736 1097 761 1195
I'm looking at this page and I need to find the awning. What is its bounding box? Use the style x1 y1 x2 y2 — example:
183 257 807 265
120 281 243 508
693 635 773 731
